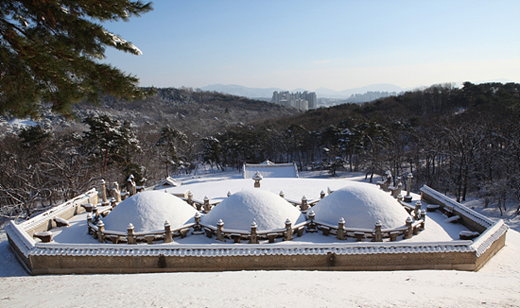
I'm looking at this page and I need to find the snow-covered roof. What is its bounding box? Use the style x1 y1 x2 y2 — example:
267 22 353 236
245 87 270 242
312 182 410 229
154 176 180 189
202 189 304 231
103 191 197 232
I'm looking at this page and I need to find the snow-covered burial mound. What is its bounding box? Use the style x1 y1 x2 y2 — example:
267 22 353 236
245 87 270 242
103 191 198 232
202 189 304 231
312 183 410 229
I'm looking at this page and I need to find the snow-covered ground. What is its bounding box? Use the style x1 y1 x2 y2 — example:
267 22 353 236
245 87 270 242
1 169 519 307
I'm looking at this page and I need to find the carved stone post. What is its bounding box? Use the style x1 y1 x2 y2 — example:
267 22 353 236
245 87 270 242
249 222 259 244
101 179 107 203
336 217 346 240
404 173 413 202
374 220 382 242
97 220 105 243
397 194 403 203
187 191 194 206
253 171 263 188
216 219 225 241
192 212 203 234
414 201 422 220
203 196 211 213
127 223 136 244
92 204 99 218
307 210 317 233
320 190 326 199
284 218 293 241
279 191 285 198
164 221 173 243
420 209 426 231
300 196 308 212
227 191 232 197
87 214 93 235
404 217 413 239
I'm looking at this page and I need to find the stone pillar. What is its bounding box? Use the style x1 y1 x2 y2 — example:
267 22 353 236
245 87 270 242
397 194 403 203
164 221 173 243
127 223 136 244
320 190 326 199
404 173 413 202
97 220 105 243
374 220 382 242
92 204 99 218
249 222 259 244
300 196 308 212
404 217 413 239
307 210 317 233
216 219 225 241
420 209 426 231
414 201 422 220
227 191 232 197
253 171 263 188
87 214 93 235
284 219 293 241
187 191 194 206
279 191 285 198
192 212 202 234
101 179 107 203
336 217 346 240
203 196 211 213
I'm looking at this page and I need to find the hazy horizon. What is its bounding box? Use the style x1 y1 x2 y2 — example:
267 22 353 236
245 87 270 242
103 1 520 92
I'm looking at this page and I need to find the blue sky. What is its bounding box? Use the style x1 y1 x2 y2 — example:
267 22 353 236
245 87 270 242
103 0 520 91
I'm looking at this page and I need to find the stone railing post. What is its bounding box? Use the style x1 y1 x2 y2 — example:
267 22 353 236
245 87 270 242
92 204 99 218
97 220 105 243
187 190 194 206
420 209 426 231
414 201 422 220
101 179 107 203
113 182 122 203
216 219 225 241
203 196 211 213
374 220 382 242
397 194 403 203
404 173 413 202
307 210 317 233
284 218 293 241
227 191 232 197
253 171 263 188
127 223 136 244
300 196 308 212
249 222 259 244
279 191 285 198
404 217 413 239
336 217 346 240
192 212 203 234
320 190 326 199
87 214 93 235
164 221 173 243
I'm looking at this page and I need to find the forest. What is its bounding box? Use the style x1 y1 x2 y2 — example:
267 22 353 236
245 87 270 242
1 82 519 218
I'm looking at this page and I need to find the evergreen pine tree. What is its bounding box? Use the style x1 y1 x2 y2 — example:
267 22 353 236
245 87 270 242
0 0 152 118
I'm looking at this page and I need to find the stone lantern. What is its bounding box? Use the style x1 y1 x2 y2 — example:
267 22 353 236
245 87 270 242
253 171 263 188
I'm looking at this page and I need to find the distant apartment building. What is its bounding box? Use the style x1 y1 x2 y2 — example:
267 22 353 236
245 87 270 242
272 91 316 111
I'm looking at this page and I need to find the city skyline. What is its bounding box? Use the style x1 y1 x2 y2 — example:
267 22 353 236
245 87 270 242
102 1 520 91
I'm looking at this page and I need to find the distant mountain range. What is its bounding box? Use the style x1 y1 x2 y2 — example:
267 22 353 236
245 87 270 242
201 83 406 99
200 79 516 99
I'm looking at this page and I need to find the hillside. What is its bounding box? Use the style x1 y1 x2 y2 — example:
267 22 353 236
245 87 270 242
72 88 299 134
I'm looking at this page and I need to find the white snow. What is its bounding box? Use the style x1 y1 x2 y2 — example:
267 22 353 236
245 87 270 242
103 191 198 232
202 189 304 231
1 170 519 307
312 182 411 229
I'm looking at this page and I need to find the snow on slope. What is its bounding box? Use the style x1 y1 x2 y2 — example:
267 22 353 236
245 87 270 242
0 170 519 307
